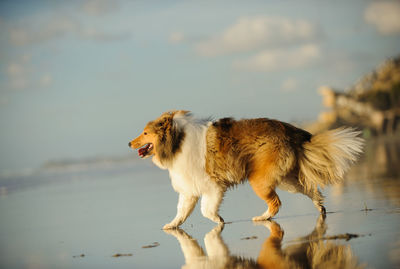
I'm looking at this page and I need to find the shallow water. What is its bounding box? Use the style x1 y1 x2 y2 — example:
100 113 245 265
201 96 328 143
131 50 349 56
0 138 399 268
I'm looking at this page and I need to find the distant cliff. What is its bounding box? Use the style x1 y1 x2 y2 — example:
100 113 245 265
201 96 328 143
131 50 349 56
308 55 400 136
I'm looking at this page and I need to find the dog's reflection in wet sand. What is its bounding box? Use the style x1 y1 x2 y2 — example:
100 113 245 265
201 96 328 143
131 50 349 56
164 216 364 269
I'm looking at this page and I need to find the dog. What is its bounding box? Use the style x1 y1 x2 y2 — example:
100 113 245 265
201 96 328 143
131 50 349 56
129 110 364 229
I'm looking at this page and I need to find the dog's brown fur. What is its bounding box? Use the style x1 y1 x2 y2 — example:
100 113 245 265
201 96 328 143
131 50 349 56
206 118 313 218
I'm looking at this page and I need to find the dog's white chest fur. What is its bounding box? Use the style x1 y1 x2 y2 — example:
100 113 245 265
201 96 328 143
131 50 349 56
160 118 220 196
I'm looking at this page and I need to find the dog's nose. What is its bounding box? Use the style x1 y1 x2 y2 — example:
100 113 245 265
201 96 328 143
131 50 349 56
128 142 131 148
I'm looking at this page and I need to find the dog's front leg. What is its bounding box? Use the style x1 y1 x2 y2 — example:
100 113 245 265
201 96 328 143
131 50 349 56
200 189 224 224
163 194 199 230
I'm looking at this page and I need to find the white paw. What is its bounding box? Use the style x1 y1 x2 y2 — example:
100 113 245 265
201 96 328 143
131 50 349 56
163 223 179 230
214 215 225 224
203 213 224 224
252 214 271 222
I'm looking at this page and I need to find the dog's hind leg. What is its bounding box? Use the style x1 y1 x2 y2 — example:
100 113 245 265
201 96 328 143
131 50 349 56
293 186 326 215
307 188 326 215
248 155 282 221
250 183 281 221
201 189 225 224
163 194 199 230
249 151 285 221
279 176 326 215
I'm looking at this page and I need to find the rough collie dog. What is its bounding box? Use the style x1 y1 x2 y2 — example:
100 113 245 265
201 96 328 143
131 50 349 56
129 110 363 229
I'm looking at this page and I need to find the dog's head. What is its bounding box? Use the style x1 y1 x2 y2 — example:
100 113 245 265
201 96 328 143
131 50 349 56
129 110 189 165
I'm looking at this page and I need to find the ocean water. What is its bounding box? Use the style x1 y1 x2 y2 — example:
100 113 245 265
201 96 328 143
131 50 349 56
0 137 399 268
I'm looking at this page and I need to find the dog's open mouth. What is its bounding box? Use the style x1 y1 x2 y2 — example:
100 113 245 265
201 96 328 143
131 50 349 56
138 143 153 158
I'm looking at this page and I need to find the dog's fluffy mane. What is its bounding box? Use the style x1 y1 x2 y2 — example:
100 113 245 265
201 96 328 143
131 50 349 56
147 111 187 166
147 110 211 169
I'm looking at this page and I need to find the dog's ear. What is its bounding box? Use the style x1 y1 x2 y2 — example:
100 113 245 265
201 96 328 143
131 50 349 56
154 111 186 165
175 110 191 117
156 110 190 130
156 120 165 128
164 110 191 117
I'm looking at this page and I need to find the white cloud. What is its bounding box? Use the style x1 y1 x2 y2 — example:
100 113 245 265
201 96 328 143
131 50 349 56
9 16 129 46
195 16 319 57
365 1 400 35
4 55 52 90
233 44 321 72
169 32 185 44
9 17 79 46
281 78 298 92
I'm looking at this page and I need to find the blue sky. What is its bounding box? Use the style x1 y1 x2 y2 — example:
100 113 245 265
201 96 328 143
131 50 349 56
0 0 399 175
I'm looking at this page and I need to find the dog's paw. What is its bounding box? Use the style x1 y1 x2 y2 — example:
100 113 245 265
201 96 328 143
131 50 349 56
252 214 271 222
320 206 327 215
214 215 225 224
162 223 179 230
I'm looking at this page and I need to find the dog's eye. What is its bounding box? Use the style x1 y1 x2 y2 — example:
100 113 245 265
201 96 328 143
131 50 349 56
144 132 147 135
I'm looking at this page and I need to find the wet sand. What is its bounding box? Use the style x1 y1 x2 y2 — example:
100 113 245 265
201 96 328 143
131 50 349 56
0 137 399 268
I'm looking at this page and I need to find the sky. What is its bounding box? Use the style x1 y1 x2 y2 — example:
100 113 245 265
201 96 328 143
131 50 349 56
0 0 399 175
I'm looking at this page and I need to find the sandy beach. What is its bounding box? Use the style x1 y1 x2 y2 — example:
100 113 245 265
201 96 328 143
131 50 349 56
0 137 399 269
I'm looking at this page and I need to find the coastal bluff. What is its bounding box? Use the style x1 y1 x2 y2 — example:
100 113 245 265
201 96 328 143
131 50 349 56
307 56 400 136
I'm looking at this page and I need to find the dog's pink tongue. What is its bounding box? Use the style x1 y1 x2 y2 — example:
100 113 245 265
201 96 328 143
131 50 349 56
138 147 146 156
138 144 150 157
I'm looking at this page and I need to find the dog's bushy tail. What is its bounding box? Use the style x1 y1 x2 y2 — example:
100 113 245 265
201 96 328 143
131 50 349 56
298 127 364 191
